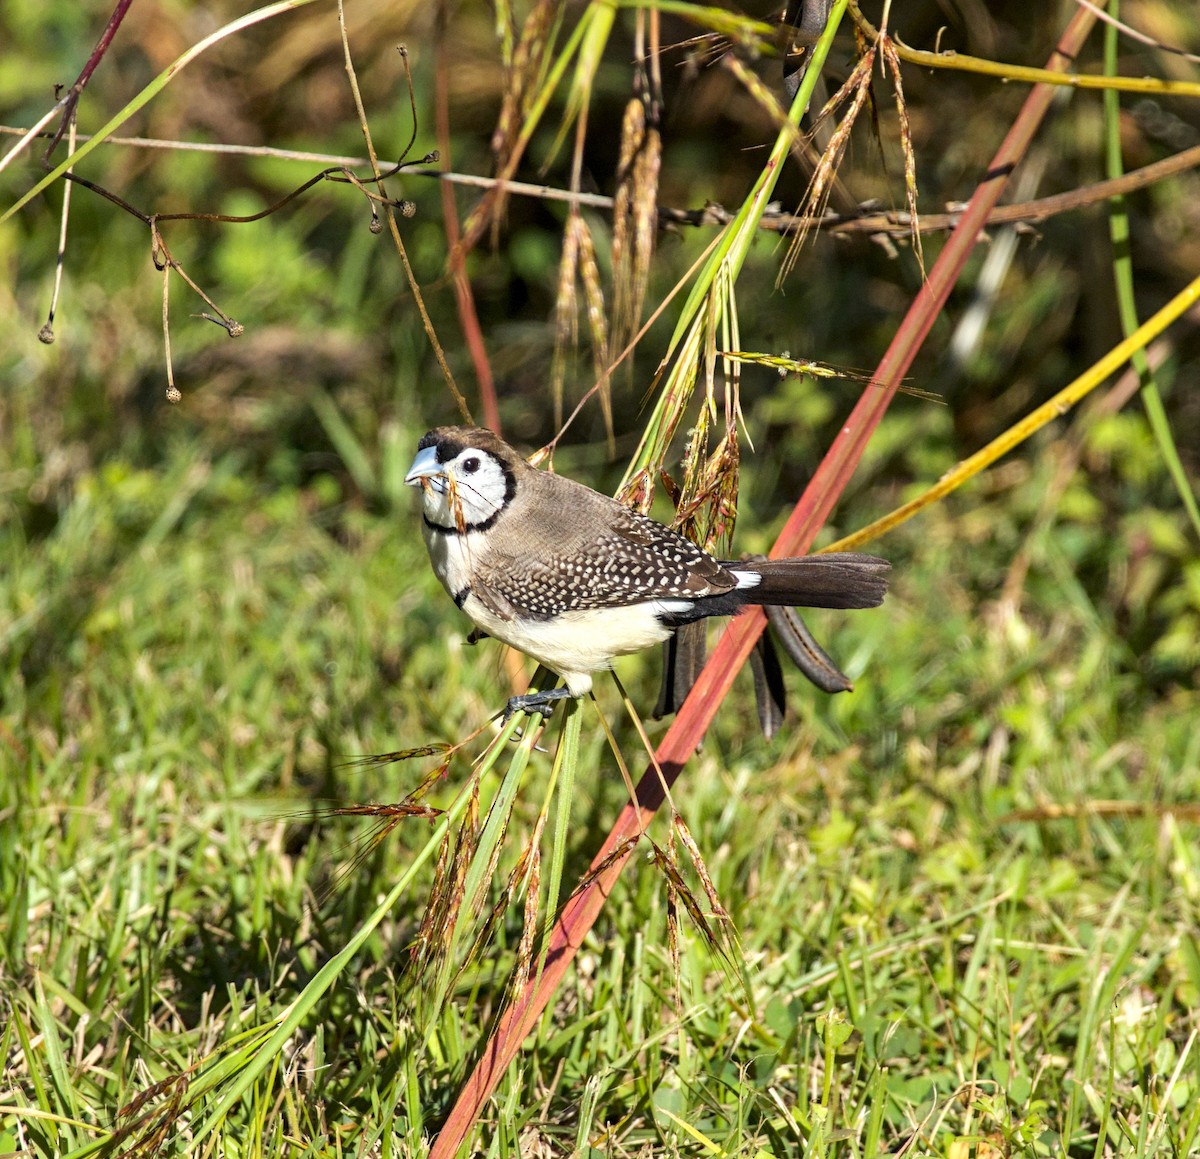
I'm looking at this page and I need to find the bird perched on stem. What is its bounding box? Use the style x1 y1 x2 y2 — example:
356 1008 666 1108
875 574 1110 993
405 425 889 720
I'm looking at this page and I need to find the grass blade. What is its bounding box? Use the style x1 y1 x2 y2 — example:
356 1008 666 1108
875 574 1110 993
1103 4 1200 542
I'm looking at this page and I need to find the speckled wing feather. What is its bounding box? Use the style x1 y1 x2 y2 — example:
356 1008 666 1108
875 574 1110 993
471 473 737 621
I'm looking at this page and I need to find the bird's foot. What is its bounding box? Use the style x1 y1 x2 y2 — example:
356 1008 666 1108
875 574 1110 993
503 686 574 721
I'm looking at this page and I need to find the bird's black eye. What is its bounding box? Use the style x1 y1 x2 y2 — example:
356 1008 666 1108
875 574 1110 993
461 456 481 474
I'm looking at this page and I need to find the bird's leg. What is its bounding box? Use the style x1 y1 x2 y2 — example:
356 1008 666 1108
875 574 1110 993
504 686 575 720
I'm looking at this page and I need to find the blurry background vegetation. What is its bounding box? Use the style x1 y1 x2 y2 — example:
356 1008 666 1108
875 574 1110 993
2 1 1200 1155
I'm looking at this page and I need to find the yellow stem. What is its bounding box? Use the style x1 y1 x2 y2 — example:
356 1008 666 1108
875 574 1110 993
827 271 1200 551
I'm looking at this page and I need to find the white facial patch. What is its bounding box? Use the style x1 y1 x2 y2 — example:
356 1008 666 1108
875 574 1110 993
417 446 511 531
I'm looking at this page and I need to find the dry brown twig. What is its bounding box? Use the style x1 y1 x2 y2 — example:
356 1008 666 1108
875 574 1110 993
334 11 471 422
1071 0 1200 64
7 126 1199 249
13 112 440 402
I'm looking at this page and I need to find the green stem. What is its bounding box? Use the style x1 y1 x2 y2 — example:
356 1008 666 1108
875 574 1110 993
1103 0 1200 541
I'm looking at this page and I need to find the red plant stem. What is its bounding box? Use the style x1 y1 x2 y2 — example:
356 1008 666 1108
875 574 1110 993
43 0 134 163
435 0 501 435
773 19 1096 557
430 8 1099 1153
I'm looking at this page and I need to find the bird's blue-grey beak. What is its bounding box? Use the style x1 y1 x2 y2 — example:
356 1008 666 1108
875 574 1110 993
405 445 446 489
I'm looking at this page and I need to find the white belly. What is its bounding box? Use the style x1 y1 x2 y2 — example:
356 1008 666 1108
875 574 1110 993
461 596 681 696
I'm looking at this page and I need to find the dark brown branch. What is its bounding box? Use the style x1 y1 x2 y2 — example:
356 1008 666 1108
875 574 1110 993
43 0 134 164
7 126 1190 251
659 139 1200 240
9 123 1195 247
60 149 437 229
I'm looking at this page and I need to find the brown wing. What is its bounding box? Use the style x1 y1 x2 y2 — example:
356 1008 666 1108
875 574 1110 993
474 472 737 620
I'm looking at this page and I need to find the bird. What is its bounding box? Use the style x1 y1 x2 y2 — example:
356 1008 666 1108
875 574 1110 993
405 425 890 719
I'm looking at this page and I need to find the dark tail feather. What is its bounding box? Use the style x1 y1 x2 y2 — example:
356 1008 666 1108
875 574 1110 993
727 552 890 610
654 621 708 720
764 603 855 692
749 631 787 738
652 553 886 725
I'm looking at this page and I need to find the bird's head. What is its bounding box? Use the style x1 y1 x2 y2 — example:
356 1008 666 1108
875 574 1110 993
405 426 519 532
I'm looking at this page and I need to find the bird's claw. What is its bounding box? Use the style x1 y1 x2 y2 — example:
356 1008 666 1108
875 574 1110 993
502 687 573 722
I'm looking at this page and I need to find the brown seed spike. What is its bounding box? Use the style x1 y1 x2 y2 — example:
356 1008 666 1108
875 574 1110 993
880 34 925 278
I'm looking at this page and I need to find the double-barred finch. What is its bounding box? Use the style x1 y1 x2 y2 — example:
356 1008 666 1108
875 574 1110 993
405 425 890 718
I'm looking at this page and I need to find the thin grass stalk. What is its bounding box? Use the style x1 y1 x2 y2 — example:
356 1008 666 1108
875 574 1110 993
611 98 643 347
428 10 1100 1154
552 211 583 428
575 215 613 438
547 0 616 164
780 44 875 280
619 1 851 500
611 91 661 357
421 725 542 1030
878 34 924 277
458 10 593 254
538 697 582 969
458 729 540 934
0 96 69 176
490 0 560 172
335 3 470 423
845 0 1200 99
436 0 502 434
131 722 530 1155
39 114 75 345
1102 3 1200 542
508 839 542 1000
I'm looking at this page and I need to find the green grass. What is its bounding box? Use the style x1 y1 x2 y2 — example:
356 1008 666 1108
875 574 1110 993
4 2 1200 1154
3 416 1199 1157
